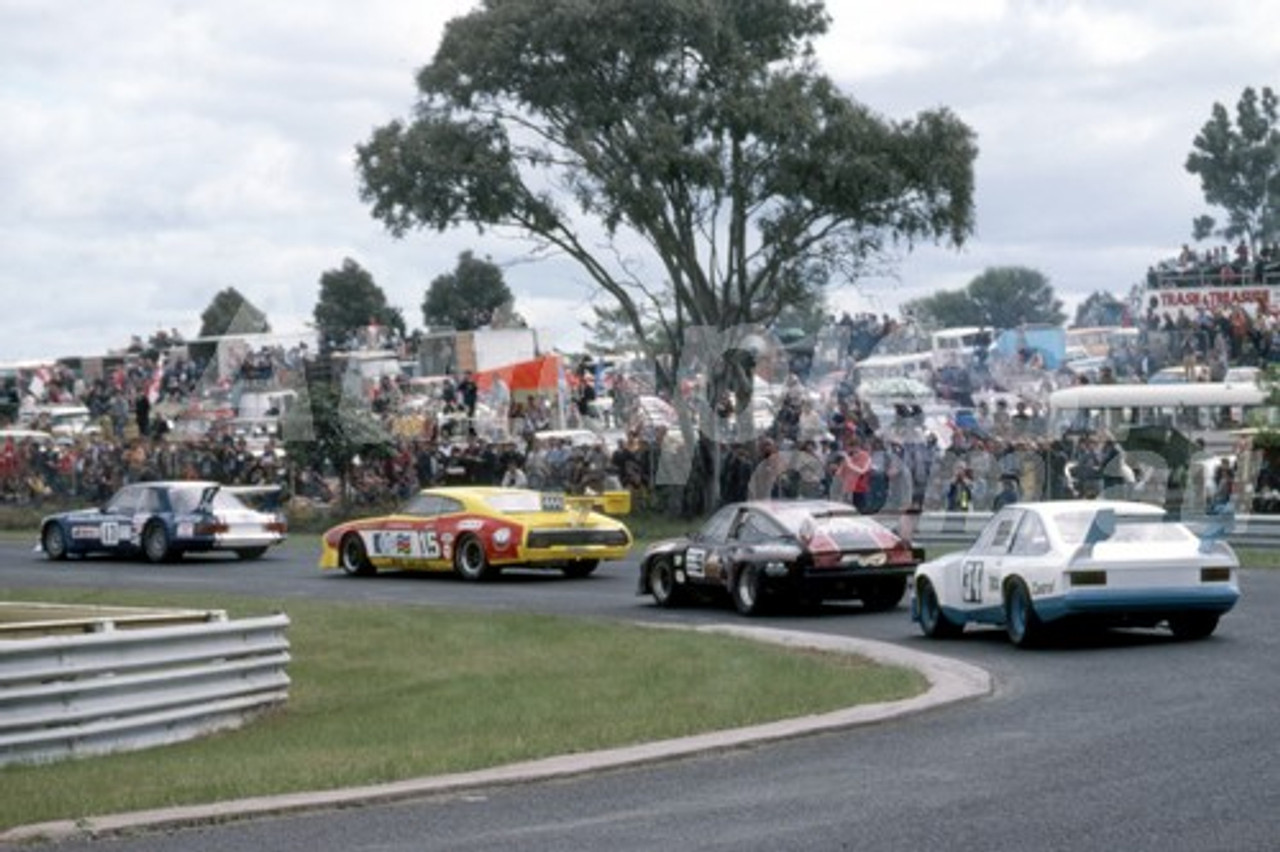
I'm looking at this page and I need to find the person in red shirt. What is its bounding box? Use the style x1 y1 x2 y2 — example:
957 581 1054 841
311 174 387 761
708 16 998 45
835 437 872 512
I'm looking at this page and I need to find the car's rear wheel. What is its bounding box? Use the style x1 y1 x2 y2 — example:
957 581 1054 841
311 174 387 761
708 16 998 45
1004 579 1043 648
859 576 908 612
235 547 268 561
339 534 375 577
142 522 173 564
1168 613 1219 640
453 535 497 582
647 556 684 607
42 524 68 561
561 560 599 579
730 563 767 616
917 578 964 639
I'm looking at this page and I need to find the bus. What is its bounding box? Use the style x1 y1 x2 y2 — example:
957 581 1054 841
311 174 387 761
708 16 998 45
854 352 933 384
1047 382 1272 450
929 327 989 369
1064 326 1138 359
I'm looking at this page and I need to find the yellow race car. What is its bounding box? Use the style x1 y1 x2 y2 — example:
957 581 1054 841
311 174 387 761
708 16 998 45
319 487 632 580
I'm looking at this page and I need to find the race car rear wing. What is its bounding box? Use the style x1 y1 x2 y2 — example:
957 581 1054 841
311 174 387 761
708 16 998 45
1076 507 1234 558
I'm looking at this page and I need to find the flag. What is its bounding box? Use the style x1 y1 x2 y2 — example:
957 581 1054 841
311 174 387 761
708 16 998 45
146 353 165 405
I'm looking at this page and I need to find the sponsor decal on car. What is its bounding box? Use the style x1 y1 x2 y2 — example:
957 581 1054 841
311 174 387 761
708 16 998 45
71 525 99 540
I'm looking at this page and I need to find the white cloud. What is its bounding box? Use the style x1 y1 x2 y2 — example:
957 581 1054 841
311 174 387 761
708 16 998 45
1 0 1275 361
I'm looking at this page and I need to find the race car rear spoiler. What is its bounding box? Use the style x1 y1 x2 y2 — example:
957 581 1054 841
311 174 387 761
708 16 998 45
1078 507 1234 557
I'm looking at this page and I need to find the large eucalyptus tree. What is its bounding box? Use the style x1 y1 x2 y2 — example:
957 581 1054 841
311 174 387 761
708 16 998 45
356 0 978 393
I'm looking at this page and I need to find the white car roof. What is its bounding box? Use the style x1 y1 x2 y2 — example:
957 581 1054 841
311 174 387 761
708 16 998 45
1017 500 1166 521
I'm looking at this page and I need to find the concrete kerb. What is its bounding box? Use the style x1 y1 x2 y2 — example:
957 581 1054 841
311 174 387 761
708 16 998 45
1 626 991 844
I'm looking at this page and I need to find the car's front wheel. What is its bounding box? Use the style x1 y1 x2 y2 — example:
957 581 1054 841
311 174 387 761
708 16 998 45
453 535 497 582
917 578 964 639
1168 613 1219 640
42 524 69 561
730 563 767 616
647 557 685 607
859 576 907 612
339 534 375 577
142 522 173 564
1004 579 1044 648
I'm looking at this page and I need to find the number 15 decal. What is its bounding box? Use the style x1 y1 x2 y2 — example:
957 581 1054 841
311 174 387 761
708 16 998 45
962 560 984 603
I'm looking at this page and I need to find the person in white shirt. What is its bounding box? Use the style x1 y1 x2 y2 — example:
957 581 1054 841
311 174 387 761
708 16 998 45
501 458 529 488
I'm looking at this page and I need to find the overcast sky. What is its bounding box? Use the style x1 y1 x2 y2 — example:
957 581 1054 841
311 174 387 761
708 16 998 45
3 0 1277 363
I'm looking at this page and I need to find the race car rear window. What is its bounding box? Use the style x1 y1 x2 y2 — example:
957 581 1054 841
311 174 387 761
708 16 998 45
1054 512 1193 546
485 493 543 513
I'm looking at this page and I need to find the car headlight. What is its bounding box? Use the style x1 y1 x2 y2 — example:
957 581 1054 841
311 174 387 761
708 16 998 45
493 528 511 548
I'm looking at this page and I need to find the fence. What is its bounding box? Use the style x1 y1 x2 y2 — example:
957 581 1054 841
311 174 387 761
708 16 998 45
0 608 290 767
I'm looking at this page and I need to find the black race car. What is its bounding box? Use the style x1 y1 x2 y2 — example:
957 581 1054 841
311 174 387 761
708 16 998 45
638 500 924 615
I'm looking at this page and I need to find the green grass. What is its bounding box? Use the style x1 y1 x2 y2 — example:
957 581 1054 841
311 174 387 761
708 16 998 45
0 588 924 831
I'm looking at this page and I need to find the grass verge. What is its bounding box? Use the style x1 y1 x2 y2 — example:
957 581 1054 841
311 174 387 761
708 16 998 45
0 587 924 831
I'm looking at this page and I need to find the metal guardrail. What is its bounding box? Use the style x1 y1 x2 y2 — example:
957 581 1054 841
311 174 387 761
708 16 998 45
909 511 1280 549
0 611 290 767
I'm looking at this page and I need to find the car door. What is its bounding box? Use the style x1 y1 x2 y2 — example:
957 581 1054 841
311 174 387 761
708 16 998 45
950 509 1021 617
685 505 738 585
98 486 143 553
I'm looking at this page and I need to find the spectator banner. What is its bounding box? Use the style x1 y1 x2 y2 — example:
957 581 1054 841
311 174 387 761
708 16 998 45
1147 284 1278 321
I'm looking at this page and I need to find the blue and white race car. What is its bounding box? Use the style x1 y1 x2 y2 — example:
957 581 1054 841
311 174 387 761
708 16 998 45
38 481 287 563
911 500 1239 647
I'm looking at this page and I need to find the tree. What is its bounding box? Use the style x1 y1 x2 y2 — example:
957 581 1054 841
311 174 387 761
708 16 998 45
199 287 270 337
1186 86 1280 252
423 251 517 331
282 360 395 509
356 0 977 395
1073 290 1127 329
313 258 406 350
905 266 1065 331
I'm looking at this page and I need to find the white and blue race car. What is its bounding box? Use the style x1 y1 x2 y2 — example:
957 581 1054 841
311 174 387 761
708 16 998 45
38 481 287 563
911 500 1239 647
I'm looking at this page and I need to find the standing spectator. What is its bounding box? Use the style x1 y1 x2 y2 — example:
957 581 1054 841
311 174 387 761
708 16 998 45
501 457 528 488
946 468 974 512
134 392 151 438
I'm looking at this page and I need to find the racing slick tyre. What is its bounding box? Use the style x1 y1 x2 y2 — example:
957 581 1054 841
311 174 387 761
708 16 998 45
1168 613 1220 641
917 578 964 639
730 563 768 616
235 547 269 561
647 556 685 607
142 521 175 564
858 576 908 612
561 560 599 579
339 534 375 577
41 524 69 561
454 535 497 582
1004 578 1044 648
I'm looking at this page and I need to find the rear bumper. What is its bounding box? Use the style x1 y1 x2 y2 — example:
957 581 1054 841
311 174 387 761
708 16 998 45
1036 586 1240 624
769 565 915 599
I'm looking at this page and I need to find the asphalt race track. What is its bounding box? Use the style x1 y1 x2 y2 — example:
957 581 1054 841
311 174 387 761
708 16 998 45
2 538 1279 851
